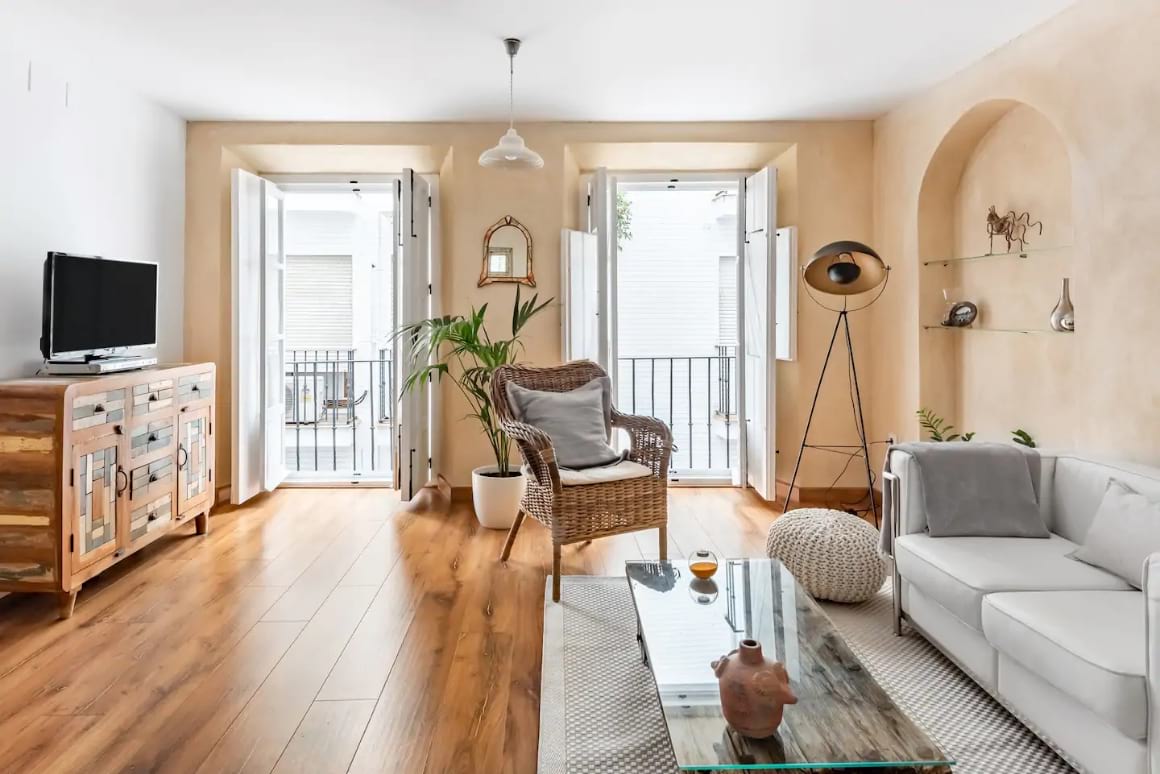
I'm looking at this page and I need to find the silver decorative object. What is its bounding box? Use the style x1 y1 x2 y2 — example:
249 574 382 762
1050 277 1075 332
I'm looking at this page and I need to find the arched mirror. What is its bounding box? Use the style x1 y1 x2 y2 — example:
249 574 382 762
480 215 534 287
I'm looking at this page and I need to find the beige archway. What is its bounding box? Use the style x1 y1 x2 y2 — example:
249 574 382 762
915 99 1076 445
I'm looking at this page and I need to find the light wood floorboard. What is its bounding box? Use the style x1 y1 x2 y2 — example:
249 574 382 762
0 487 778 773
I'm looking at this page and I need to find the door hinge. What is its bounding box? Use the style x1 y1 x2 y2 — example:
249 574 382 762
69 468 74 487
69 534 74 553
427 195 432 207
427 283 432 295
586 194 591 207
209 421 213 435
209 469 213 482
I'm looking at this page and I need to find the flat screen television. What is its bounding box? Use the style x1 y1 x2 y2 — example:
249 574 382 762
40 252 158 361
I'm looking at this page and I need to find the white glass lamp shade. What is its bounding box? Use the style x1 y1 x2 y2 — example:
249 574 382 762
479 128 544 169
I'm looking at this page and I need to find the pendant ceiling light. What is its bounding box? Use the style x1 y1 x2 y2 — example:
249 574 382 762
479 38 544 170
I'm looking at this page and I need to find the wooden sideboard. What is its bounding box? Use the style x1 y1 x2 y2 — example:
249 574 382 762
0 363 216 618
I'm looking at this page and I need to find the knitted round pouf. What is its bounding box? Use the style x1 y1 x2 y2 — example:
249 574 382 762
765 508 887 603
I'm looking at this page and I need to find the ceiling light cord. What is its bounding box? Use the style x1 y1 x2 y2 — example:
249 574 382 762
508 51 515 129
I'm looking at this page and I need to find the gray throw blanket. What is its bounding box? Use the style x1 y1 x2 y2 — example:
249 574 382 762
880 442 1046 555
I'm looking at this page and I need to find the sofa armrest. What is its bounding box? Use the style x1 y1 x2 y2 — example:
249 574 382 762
887 448 929 538
1146 553 1160 774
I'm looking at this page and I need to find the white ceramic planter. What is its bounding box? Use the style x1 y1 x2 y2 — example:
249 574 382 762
471 465 525 529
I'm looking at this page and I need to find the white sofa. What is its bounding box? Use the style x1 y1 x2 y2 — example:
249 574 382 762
884 449 1159 774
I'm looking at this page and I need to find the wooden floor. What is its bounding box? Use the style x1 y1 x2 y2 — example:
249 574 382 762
0 487 779 774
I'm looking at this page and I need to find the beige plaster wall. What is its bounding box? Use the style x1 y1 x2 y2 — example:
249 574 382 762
186 120 873 488
870 0 1160 466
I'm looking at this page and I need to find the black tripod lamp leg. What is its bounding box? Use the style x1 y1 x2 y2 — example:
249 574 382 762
782 311 845 512
841 312 878 526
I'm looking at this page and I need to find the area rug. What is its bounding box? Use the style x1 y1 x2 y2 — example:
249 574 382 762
538 577 1074 774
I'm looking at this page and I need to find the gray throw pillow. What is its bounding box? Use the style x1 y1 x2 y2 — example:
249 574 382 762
1071 479 1160 590
505 377 624 470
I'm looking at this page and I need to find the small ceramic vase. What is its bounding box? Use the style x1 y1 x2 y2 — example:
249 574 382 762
711 639 798 738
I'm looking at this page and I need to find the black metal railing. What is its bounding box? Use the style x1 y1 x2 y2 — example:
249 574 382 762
285 349 393 477
617 352 738 474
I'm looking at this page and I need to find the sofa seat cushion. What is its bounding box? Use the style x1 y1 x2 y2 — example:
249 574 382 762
895 533 1131 630
982 590 1145 739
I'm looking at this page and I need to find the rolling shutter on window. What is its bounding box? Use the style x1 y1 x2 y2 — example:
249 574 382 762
718 255 738 346
286 255 353 350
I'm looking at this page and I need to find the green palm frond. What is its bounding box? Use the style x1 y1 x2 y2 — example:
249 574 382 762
395 289 554 474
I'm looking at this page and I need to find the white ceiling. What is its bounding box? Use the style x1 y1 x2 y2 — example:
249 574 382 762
2 0 1077 122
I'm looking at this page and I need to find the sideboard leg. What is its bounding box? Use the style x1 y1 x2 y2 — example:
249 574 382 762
195 512 210 536
56 589 78 620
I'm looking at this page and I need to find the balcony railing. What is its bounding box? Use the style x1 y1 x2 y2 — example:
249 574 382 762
617 349 737 475
284 349 393 478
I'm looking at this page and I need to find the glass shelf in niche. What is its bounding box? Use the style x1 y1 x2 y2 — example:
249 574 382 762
922 325 1063 335
922 244 1072 267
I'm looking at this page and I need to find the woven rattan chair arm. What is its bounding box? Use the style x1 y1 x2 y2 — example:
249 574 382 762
500 420 562 492
612 410 673 476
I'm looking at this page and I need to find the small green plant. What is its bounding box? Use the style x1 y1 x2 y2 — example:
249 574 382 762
1011 429 1037 448
917 408 974 442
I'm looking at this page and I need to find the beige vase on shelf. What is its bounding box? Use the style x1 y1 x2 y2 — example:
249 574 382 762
711 639 798 738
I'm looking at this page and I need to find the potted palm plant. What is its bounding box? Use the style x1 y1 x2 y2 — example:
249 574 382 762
396 287 551 528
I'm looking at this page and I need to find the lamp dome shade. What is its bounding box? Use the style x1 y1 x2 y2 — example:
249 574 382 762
479 128 544 169
803 240 888 296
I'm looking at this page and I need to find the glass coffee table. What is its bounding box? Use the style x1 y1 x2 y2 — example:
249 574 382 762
626 558 953 772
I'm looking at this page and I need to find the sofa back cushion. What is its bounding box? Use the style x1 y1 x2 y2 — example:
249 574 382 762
1051 454 1160 543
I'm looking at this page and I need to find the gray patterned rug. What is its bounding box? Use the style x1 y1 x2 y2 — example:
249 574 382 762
538 577 1074 774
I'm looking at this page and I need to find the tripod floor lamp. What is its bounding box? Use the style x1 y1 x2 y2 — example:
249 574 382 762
782 240 890 525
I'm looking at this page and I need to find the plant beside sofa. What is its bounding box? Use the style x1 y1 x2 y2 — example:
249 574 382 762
396 287 551 528
916 407 1036 447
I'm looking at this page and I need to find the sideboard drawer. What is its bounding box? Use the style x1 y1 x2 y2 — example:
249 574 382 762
71 389 126 432
129 492 173 543
129 417 174 460
129 456 174 505
177 372 213 405
131 380 175 416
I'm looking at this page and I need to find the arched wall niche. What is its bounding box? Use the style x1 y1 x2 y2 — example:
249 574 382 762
916 99 1075 445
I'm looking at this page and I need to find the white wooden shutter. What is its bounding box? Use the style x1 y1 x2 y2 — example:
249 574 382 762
561 228 600 362
742 165 778 501
231 170 287 502
394 169 432 499
775 226 798 362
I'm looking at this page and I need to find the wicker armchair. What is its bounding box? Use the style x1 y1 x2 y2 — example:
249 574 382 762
491 361 672 601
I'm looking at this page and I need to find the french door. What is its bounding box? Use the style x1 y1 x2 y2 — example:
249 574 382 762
565 167 785 498
231 169 437 502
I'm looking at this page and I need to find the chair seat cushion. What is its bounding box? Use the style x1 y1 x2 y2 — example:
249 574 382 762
895 533 1131 631
982 590 1145 739
525 460 652 486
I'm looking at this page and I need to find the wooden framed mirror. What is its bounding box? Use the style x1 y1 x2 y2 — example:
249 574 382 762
480 215 534 287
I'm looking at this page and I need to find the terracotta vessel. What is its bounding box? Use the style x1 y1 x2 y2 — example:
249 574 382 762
711 639 798 738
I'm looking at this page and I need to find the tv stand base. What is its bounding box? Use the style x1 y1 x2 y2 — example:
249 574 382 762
43 355 158 375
